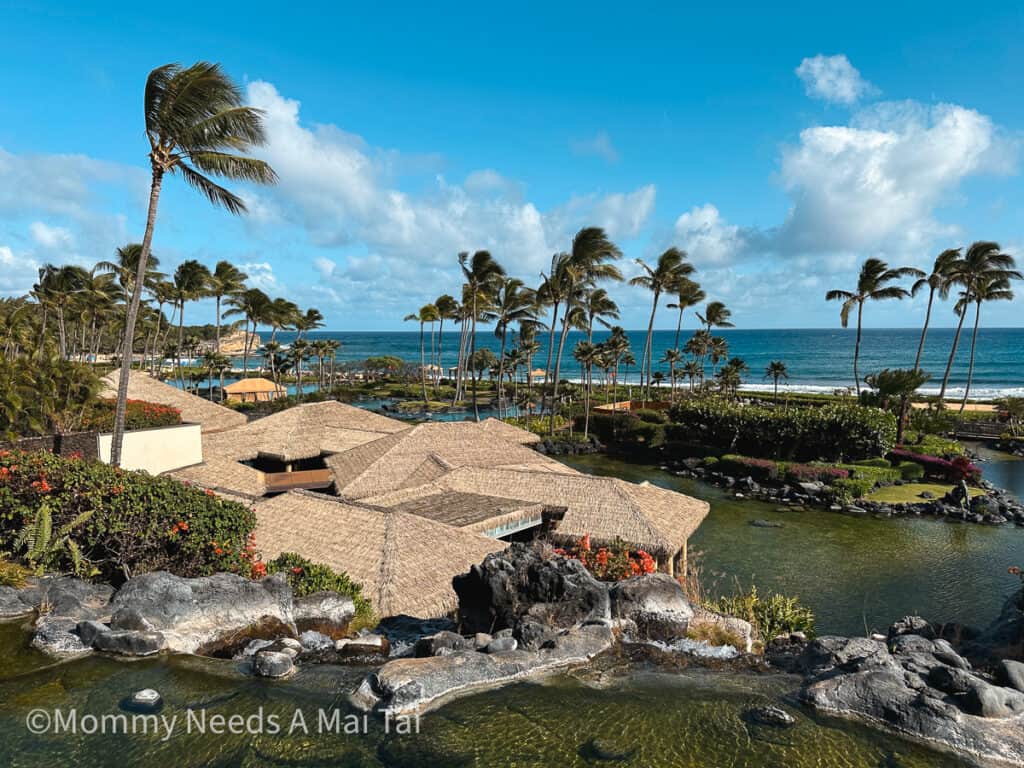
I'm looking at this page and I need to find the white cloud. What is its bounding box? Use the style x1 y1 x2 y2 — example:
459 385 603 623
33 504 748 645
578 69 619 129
0 244 41 296
243 81 655 299
673 204 746 265
29 221 75 249
796 54 876 105
569 131 619 163
239 261 281 292
778 101 1015 254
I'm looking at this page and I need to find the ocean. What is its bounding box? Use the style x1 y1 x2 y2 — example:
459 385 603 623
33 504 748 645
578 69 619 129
252 327 1024 399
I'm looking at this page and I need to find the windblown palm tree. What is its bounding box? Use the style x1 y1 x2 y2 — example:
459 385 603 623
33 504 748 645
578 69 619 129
459 250 506 421
937 242 1021 405
110 61 277 466
33 264 87 360
171 260 211 387
681 360 702 393
825 258 922 395
630 247 694 400
434 294 459 387
764 360 789 399
957 272 1017 411
573 340 600 438
295 308 325 340
493 279 536 418
911 249 960 372
224 288 272 380
548 228 622 432
667 278 706 349
206 261 248 395
660 348 683 399
580 288 620 341
405 303 440 405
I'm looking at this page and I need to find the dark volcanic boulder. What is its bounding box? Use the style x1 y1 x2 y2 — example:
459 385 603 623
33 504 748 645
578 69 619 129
963 588 1024 663
27 577 115 657
609 573 693 641
108 571 295 655
452 544 609 635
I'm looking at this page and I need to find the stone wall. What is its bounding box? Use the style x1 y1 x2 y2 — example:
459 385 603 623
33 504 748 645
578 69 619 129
0 431 98 460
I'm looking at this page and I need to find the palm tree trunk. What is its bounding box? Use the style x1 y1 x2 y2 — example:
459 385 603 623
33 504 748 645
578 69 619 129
550 314 572 434
419 321 428 405
436 317 445 394
470 295 480 421
958 300 982 413
111 168 163 467
642 293 659 402
177 303 185 389
938 302 969 404
497 326 508 419
853 302 863 395
583 362 591 438
543 300 560 415
913 288 935 372
57 306 67 360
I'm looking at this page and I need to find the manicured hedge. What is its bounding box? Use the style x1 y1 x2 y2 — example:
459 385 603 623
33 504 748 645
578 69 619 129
667 398 897 462
888 448 981 482
0 449 255 583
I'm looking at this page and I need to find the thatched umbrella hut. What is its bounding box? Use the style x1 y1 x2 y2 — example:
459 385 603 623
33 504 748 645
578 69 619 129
222 377 286 403
253 490 505 618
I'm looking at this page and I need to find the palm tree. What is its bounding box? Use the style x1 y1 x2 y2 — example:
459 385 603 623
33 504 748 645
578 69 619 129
708 336 729 375
33 265 87 360
716 357 749 398
580 288 620 341
223 288 272 380
864 368 931 443
764 360 789 399
405 303 439 405
668 279 706 349
206 260 248 395
573 340 600 437
957 272 1017 411
661 348 683 399
201 351 231 401
937 242 1021 404
262 340 283 389
434 294 459 387
630 248 694 401
97 243 163 305
695 301 734 377
459 250 506 421
493 278 536 417
549 228 622 432
825 258 922 395
911 249 960 372
171 260 211 387
110 62 277 466
295 308 325 340
291 339 310 400
681 360 702 393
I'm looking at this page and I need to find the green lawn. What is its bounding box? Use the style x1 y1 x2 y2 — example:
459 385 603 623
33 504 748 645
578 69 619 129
863 482 984 504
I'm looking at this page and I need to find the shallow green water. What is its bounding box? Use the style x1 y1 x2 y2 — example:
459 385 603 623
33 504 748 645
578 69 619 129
0 627 963 768
560 452 1024 636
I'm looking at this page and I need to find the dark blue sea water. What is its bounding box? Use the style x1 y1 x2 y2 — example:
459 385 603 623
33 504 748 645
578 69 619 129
236 327 1023 399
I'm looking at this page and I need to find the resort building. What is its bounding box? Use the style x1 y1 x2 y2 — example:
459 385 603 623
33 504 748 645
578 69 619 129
253 490 504 617
222 377 286 403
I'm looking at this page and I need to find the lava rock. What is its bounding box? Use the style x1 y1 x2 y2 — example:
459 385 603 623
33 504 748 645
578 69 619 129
253 650 295 678
609 573 694 642
746 705 796 727
414 631 471 657
483 636 518 653
92 629 166 656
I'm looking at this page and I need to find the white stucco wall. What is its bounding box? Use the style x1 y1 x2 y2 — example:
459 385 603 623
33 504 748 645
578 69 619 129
97 423 203 475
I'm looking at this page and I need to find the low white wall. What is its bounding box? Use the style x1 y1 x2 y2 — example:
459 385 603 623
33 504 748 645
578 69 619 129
97 423 203 475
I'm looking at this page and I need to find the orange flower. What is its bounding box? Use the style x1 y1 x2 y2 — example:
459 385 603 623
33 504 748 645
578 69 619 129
214 547 224 556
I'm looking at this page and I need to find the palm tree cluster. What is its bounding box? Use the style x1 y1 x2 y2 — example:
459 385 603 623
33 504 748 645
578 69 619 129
406 230 745 432
827 243 1020 411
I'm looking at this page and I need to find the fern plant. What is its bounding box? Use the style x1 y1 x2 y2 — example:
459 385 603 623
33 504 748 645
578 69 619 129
13 504 95 576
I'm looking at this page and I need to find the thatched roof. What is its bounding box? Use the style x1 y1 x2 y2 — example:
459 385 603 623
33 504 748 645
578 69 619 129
100 370 247 434
477 418 542 445
360 484 546 534
253 490 504 618
223 377 285 395
171 458 268 499
369 466 709 556
201 400 407 463
327 421 573 499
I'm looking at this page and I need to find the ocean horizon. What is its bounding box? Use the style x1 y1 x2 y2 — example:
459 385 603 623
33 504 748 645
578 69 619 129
249 326 1024 399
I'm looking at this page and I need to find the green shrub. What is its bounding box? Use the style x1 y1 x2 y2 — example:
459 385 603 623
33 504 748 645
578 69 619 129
701 456 719 469
80 399 182 431
636 408 669 424
266 552 374 629
587 413 664 453
829 477 876 502
666 397 896 462
0 558 31 587
854 457 893 469
897 461 925 481
901 432 965 458
708 585 816 641
0 450 255 584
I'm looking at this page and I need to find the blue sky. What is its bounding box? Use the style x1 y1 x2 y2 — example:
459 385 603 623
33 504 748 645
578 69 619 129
1 1 1023 330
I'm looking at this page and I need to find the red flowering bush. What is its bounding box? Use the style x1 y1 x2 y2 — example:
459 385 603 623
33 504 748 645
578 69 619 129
80 399 182 432
555 535 657 581
718 455 780 482
784 464 850 483
888 448 981 483
0 449 254 583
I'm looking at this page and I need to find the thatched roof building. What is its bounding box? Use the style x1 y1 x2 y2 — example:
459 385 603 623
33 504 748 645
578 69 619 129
327 421 572 499
253 490 504 617
364 465 709 573
222 377 285 402
477 417 542 445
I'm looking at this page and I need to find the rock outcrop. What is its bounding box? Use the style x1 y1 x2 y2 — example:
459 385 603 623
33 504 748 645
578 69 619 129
773 623 1024 766
351 623 615 714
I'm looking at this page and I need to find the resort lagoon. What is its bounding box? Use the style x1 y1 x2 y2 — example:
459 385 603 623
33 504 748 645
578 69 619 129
0 621 964 767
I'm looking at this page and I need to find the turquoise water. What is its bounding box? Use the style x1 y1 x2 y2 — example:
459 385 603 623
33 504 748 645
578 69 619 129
259 327 1024 398
560 451 1024 636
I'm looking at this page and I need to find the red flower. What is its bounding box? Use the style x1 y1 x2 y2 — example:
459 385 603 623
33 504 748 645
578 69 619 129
214 547 224 556
291 566 303 575
204 489 216 497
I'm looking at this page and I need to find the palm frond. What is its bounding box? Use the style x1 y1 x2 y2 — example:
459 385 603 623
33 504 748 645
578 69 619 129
189 151 278 184
177 162 247 213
